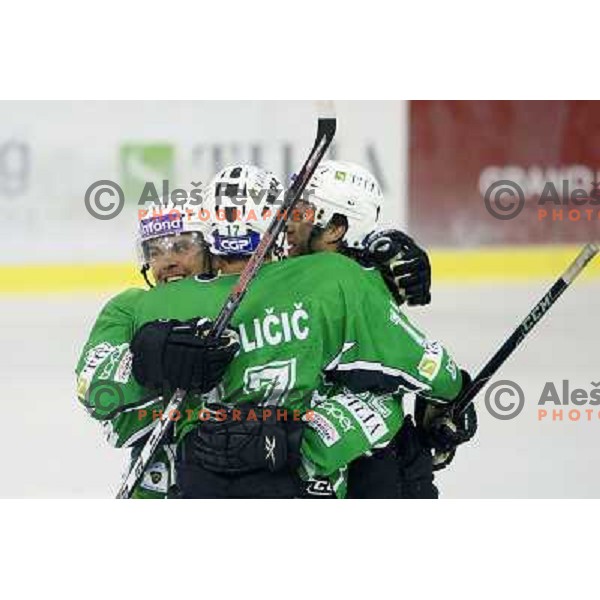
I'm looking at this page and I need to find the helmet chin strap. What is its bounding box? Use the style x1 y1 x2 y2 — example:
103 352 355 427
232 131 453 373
307 221 346 254
140 264 155 288
306 226 322 254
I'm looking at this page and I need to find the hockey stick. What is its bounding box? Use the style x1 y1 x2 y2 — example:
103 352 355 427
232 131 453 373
454 242 599 417
116 114 337 499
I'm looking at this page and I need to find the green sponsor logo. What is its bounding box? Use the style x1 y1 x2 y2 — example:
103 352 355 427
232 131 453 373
334 170 346 182
120 143 175 203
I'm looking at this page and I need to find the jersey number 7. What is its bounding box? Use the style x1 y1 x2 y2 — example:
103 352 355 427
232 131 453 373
243 359 297 406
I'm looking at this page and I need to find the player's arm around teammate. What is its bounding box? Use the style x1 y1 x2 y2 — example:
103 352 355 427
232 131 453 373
285 160 476 497
76 200 218 498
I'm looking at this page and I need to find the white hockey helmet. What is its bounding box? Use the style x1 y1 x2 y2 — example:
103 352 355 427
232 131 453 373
304 160 383 249
204 164 284 256
135 193 208 272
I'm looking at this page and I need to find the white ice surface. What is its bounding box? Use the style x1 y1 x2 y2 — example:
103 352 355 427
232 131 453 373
1 280 599 498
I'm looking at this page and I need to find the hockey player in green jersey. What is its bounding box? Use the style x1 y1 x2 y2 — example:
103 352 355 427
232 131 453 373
125 164 468 498
76 172 403 498
77 183 403 498
76 202 223 498
78 163 470 498
285 159 477 497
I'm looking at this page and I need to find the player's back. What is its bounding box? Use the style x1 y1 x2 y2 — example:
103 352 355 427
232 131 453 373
134 252 369 413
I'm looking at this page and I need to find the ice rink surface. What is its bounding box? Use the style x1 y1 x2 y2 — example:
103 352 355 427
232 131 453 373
2 279 599 498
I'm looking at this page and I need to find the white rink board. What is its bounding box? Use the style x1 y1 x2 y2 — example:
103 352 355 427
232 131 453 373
2 279 599 498
0 101 406 264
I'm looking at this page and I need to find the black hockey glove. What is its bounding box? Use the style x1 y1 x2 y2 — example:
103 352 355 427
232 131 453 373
130 317 240 393
180 403 305 475
427 401 477 471
363 229 431 306
395 416 439 499
414 371 477 471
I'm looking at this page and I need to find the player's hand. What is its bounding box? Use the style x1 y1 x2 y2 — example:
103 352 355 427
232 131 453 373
430 401 477 472
422 401 477 450
131 317 240 393
363 229 431 306
414 378 477 471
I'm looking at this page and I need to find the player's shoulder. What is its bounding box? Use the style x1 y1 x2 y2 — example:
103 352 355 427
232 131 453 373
101 287 147 316
287 251 374 277
139 274 226 308
147 273 222 296
107 286 147 304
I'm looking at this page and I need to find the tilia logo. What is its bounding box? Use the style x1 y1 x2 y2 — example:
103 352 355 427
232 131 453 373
239 303 310 352
336 394 388 444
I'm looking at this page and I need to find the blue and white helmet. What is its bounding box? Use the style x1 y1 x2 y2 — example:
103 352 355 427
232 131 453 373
305 160 383 249
204 164 284 256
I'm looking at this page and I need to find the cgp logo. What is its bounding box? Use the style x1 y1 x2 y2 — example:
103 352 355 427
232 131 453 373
483 180 526 220
484 380 525 420
214 230 260 254
218 236 252 252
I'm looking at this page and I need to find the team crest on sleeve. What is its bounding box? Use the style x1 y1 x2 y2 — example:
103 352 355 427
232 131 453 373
418 340 443 382
140 461 169 494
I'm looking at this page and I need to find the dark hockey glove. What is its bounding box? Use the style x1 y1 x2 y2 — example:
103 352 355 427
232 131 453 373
414 371 477 471
131 317 240 393
363 229 431 306
416 399 477 452
181 403 305 475
395 416 439 498
428 401 477 471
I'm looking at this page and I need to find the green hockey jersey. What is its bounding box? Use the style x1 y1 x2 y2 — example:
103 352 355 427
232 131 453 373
76 252 463 497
